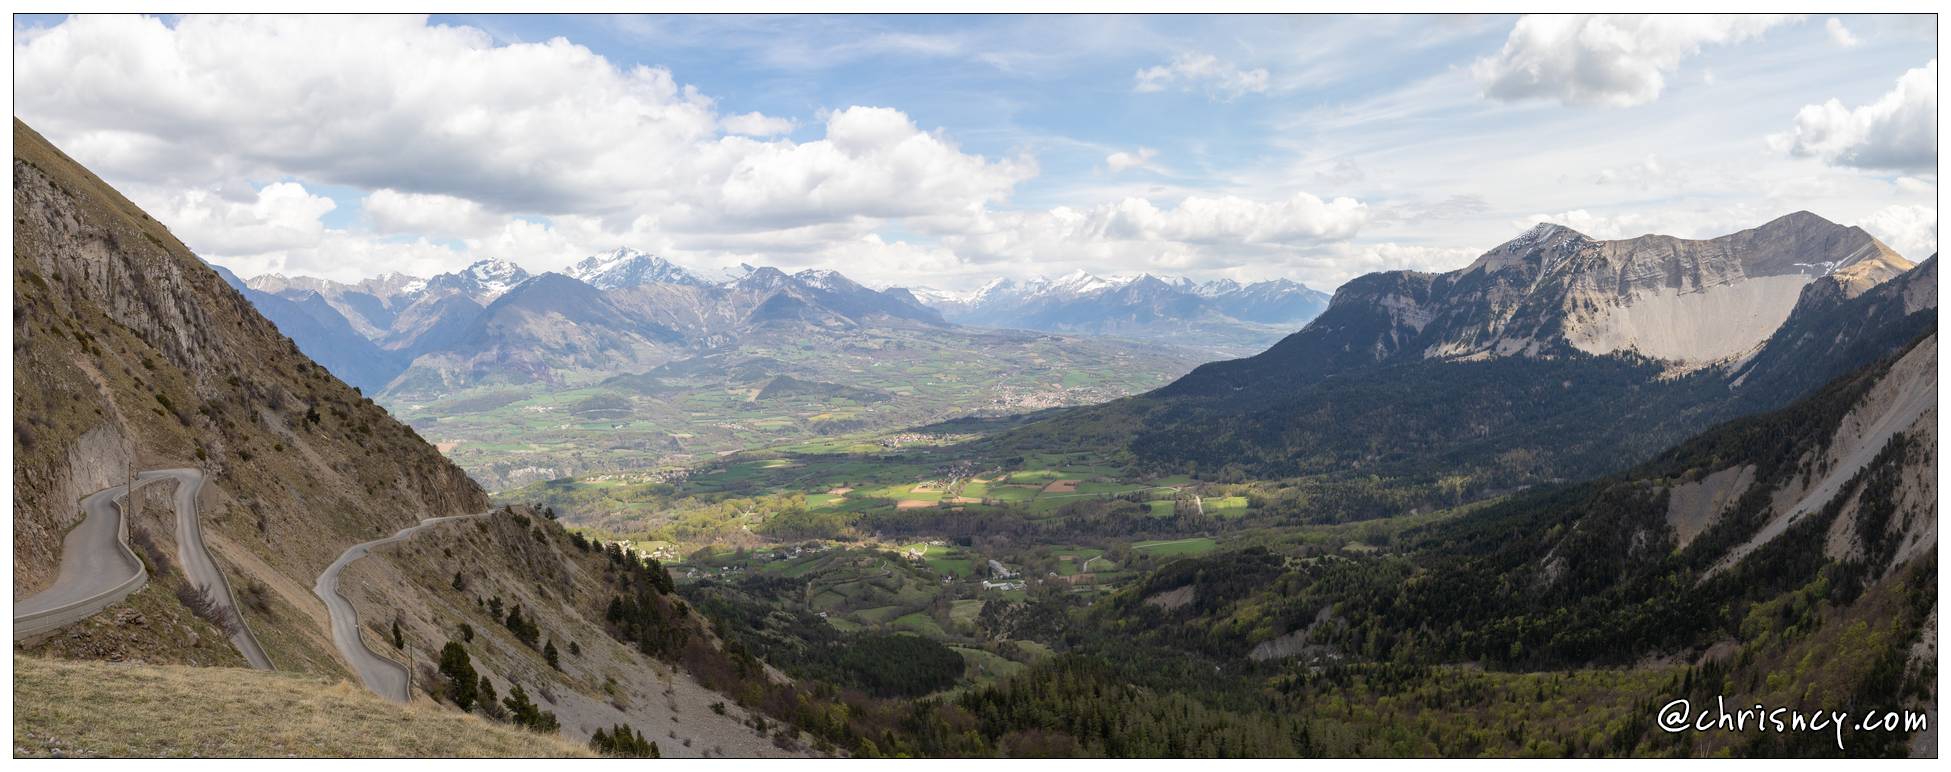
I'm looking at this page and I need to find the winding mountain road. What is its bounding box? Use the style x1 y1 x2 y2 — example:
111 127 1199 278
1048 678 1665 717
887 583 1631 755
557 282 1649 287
13 478 160 639
314 512 489 702
147 468 273 669
14 468 274 671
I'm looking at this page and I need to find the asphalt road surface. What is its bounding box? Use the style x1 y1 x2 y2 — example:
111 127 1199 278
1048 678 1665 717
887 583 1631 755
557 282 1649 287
13 478 159 639
147 468 273 669
314 512 488 702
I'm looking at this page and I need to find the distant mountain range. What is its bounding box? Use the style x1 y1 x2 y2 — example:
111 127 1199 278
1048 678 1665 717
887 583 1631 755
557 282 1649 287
912 271 1330 353
242 250 949 393
239 248 1328 393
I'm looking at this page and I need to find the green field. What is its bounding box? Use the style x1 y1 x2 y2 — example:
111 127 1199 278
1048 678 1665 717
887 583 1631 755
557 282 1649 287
1207 495 1250 517
1131 537 1218 557
949 599 986 626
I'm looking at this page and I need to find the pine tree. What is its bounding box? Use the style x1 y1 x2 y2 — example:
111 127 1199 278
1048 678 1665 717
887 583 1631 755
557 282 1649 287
391 618 404 649
477 675 501 720
544 639 561 670
452 572 467 591
437 642 478 711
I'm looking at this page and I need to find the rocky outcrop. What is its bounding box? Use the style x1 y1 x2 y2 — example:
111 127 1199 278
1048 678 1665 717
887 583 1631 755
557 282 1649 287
13 117 485 638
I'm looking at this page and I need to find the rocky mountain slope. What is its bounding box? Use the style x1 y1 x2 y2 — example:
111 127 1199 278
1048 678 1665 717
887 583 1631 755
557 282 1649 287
13 117 484 604
1171 212 1911 396
919 271 1331 355
991 215 1933 500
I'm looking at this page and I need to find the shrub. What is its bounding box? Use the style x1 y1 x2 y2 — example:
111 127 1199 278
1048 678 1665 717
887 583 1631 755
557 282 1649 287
175 583 241 637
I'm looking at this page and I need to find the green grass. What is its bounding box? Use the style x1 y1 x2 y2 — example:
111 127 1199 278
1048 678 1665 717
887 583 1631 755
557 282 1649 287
853 605 906 624
949 599 986 626
925 556 974 578
1207 495 1249 517
1131 537 1218 557
949 645 1026 688
892 612 946 637
1146 500 1176 517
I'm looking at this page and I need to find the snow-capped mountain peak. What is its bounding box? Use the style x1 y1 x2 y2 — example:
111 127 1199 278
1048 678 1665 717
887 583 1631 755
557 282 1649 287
1195 278 1242 297
565 247 702 290
419 258 533 303
1044 269 1117 297
792 268 854 292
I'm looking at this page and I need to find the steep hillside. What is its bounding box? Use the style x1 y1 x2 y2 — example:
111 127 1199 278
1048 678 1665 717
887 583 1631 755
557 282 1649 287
1072 336 1934 753
12 118 485 627
330 505 805 756
13 654 591 758
11 118 814 756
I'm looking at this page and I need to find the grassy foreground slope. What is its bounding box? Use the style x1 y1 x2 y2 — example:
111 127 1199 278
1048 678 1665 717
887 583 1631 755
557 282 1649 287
13 655 589 758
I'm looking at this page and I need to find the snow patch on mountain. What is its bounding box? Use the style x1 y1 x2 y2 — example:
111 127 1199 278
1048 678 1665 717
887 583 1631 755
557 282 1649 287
566 248 702 290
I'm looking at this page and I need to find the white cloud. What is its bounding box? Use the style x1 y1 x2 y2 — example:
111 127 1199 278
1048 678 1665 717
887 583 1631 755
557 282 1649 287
13 15 1034 278
1105 147 1160 174
696 106 1035 231
1895 176 1934 194
938 192 1367 278
138 181 337 256
1860 204 1937 261
1825 18 1860 47
12 16 1023 234
720 111 796 137
1514 209 1656 239
364 189 497 238
1133 52 1269 99
1475 14 1796 107
1772 60 1936 172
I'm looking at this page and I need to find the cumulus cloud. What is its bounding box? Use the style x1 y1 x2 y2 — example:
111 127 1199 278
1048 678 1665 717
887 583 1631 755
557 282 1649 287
1133 52 1269 99
1860 204 1937 260
698 106 1034 231
720 111 796 136
1513 209 1656 239
138 181 337 256
364 189 497 238
13 14 1037 278
1475 14 1795 107
1105 147 1160 174
14 15 1376 288
12 16 1024 231
938 192 1367 277
1772 60 1936 172
1825 17 1859 47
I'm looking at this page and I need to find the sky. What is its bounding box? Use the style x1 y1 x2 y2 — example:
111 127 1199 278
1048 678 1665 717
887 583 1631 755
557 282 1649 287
11 13 1939 292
